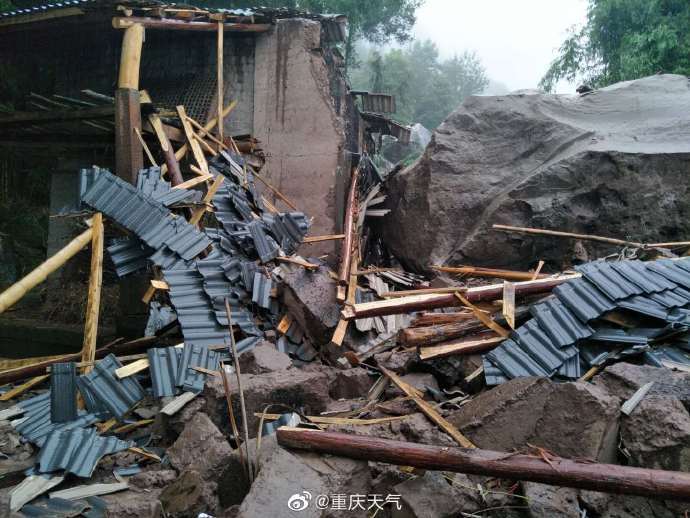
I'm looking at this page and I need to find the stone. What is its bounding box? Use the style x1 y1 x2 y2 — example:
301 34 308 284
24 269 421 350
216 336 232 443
204 369 332 438
100 487 164 518
167 412 233 478
239 342 292 374
151 393 206 446
594 362 690 409
374 350 416 374
523 482 581 518
159 470 220 518
328 368 375 399
448 377 620 461
620 397 690 471
281 265 341 345
236 440 370 518
392 471 481 518
579 490 678 518
382 74 690 271
129 469 178 490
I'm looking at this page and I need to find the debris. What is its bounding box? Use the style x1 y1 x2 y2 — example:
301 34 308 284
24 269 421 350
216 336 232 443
10 474 65 512
620 381 654 416
238 342 292 374
419 335 504 360
433 264 549 281
160 391 198 416
276 427 690 500
49 481 129 500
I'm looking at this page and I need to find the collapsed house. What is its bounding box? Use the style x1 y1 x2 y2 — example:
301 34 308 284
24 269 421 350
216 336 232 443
1 2 690 515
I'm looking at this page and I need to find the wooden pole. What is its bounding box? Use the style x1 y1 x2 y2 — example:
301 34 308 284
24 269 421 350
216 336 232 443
113 16 271 32
338 164 360 286
419 336 505 360
276 428 690 501
216 21 224 150
432 265 549 282
342 274 580 320
0 228 93 314
115 23 144 183
80 214 104 374
400 320 487 347
492 224 644 248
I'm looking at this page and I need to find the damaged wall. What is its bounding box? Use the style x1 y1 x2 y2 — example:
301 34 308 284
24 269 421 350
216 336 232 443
253 19 347 258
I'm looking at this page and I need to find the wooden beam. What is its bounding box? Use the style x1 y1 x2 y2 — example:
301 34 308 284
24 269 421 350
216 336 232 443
419 336 504 361
161 101 236 175
303 234 345 244
338 164 360 287
176 105 209 176
0 105 114 125
147 113 183 186
134 127 157 167
277 428 690 501
0 227 93 314
172 174 212 191
216 21 224 149
189 174 225 226
253 172 298 211
118 23 144 90
342 274 580 320
276 256 319 271
502 281 516 330
80 213 104 374
330 248 359 346
115 358 149 379
381 367 475 448
400 320 487 347
113 16 272 32
454 292 510 338
0 375 49 401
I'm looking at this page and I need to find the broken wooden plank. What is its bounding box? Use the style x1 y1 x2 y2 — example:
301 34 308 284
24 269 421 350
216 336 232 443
433 264 549 282
342 274 580 320
134 127 157 167
380 367 475 448
531 260 545 280
113 419 154 434
189 174 225 226
303 234 345 244
115 358 149 379
621 382 654 416
160 391 198 416
381 286 468 298
419 336 505 361
176 105 209 175
338 164 360 287
400 320 487 347
276 256 319 271
0 375 49 401
454 292 510 338
254 413 409 426
502 281 516 330
147 112 183 186
171 174 212 191
276 428 690 501
81 213 104 374
331 249 359 346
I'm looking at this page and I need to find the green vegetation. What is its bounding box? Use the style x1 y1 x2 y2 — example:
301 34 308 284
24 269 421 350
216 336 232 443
541 0 690 91
350 40 488 130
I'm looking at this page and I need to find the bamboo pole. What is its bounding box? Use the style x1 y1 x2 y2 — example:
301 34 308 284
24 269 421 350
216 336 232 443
492 224 643 248
80 214 104 374
277 428 690 501
0 227 93 314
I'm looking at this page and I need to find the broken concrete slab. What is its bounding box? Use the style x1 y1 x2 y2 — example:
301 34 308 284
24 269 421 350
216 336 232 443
204 369 332 438
281 265 340 345
238 342 292 374
167 412 233 478
620 396 690 471
448 377 619 461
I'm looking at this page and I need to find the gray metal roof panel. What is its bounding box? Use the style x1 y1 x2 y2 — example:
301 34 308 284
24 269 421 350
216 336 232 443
252 272 274 309
553 277 615 322
106 237 150 277
512 319 579 372
78 354 145 420
611 260 678 293
576 261 645 300
176 344 221 392
647 289 690 308
50 363 77 424
646 260 690 289
529 297 594 347
616 295 670 320
556 353 581 379
482 358 509 386
37 428 131 478
247 221 279 263
486 339 552 379
589 327 651 344
148 346 181 398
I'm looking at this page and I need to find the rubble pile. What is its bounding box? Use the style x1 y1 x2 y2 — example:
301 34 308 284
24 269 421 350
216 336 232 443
4 75 690 518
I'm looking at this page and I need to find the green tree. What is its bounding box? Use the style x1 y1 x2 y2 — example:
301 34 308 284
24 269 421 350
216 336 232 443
352 40 488 130
540 0 690 91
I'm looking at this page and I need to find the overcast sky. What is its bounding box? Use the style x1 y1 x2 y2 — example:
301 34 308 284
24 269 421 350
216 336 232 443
413 0 588 93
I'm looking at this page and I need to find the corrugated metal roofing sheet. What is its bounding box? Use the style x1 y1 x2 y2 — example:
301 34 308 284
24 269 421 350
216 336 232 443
247 221 279 263
77 354 144 420
252 272 274 309
176 344 221 392
37 428 131 478
148 346 181 398
50 363 77 424
529 297 594 348
106 237 151 277
553 277 615 322
576 261 644 300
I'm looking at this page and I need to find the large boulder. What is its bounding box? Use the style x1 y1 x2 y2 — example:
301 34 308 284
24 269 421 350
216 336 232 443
448 377 619 461
382 75 690 271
